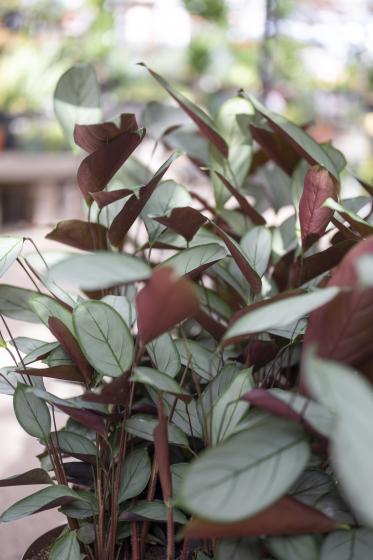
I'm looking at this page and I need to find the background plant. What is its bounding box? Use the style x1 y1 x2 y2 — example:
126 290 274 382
1 61 373 559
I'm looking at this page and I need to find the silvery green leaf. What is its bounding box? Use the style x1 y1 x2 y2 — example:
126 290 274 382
119 448 151 503
0 236 23 277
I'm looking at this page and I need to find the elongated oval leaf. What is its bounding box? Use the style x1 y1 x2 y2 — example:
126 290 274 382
240 227 271 277
0 236 23 277
119 448 151 503
30 295 73 332
162 243 227 278
48 252 150 290
147 333 181 378
49 530 80 560
73 301 134 377
132 366 190 400
224 287 340 344
321 529 373 560
0 468 52 488
0 285 39 322
175 338 221 381
0 485 83 522
178 416 310 521
50 430 96 457
101 295 136 326
125 414 188 447
14 384 51 439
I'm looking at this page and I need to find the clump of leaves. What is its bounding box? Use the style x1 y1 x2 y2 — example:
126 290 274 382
1 62 373 560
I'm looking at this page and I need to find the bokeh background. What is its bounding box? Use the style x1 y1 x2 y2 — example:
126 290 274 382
0 0 373 557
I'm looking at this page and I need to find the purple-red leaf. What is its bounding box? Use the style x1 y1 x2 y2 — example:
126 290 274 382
154 404 172 503
48 317 93 384
183 496 339 539
303 237 373 368
46 219 108 251
77 118 145 204
214 171 266 225
154 206 207 242
74 113 139 153
136 267 199 344
250 124 301 175
91 188 133 209
141 63 228 157
83 373 130 406
16 365 85 383
299 165 339 250
108 153 178 249
55 404 105 435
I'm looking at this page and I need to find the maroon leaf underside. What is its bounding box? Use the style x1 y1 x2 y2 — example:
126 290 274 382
108 154 177 249
48 317 93 383
303 237 373 368
141 64 228 158
154 207 207 242
212 224 262 295
250 125 301 176
136 267 199 344
183 496 338 539
54 404 105 435
90 188 133 209
16 365 84 383
194 308 225 342
83 373 130 406
299 165 339 250
46 219 108 251
214 171 266 226
74 113 139 153
77 129 144 204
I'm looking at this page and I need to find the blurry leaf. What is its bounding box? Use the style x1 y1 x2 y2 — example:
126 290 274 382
0 485 83 522
209 369 253 445
48 251 150 290
13 384 51 439
49 530 80 560
164 125 209 165
132 367 190 400
247 96 339 179
224 287 340 345
73 301 134 377
171 463 188 496
125 414 188 447
299 166 339 250
121 500 186 524
46 220 108 251
175 338 221 381
142 101 189 140
101 294 136 326
325 198 373 237
0 236 23 277
240 226 272 277
304 237 373 367
155 206 207 242
119 448 151 503
321 143 347 174
183 496 338 539
91 187 132 209
109 153 179 248
267 535 319 560
141 63 228 157
0 285 39 322
147 333 181 379
178 416 309 521
196 285 233 322
163 243 227 278
29 295 73 332
320 529 373 560
216 538 260 560
250 123 301 175
154 408 172 502
304 351 373 526
0 468 52 487
54 63 102 148
136 267 199 344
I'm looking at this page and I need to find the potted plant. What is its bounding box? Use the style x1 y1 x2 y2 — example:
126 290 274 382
1 62 373 559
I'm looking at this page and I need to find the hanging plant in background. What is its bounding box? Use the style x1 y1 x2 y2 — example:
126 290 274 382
1 61 373 559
